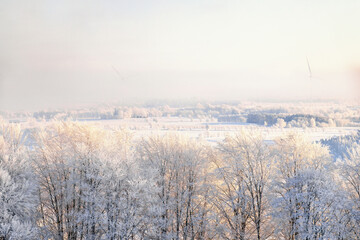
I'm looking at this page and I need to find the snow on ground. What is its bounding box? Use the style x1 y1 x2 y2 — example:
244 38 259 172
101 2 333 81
69 117 360 143
17 116 359 146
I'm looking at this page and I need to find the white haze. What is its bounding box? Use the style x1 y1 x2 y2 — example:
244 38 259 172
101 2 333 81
0 0 359 111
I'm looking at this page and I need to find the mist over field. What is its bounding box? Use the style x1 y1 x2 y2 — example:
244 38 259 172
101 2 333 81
1 0 360 111
1 1 360 239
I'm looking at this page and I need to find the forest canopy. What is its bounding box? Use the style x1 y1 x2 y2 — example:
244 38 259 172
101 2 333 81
1 120 359 239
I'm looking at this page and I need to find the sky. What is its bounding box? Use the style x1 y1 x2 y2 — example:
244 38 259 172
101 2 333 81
0 0 359 111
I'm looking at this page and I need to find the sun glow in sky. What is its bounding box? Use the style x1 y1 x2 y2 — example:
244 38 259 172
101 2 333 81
0 0 359 111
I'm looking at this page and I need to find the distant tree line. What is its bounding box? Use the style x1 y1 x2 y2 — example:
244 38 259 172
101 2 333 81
2 102 357 128
246 113 330 127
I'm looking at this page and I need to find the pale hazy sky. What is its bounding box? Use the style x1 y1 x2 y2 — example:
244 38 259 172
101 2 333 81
0 0 359 111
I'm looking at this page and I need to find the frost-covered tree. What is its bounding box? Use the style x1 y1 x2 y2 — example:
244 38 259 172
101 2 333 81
273 168 344 239
214 131 273 240
320 131 360 160
0 120 38 239
337 144 360 238
271 133 335 240
34 122 105 239
211 143 250 240
137 134 211 240
101 128 152 240
34 122 148 239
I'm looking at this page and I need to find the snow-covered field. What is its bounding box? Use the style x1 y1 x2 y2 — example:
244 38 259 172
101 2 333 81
72 117 360 143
